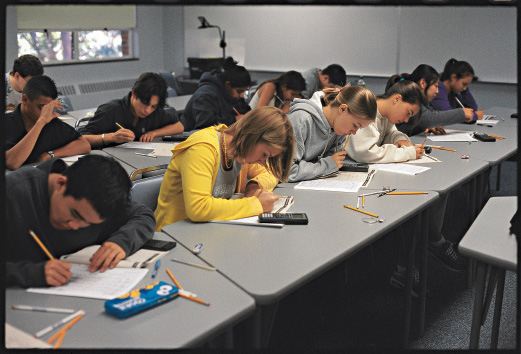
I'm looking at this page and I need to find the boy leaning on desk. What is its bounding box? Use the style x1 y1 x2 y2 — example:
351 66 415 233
5 155 156 288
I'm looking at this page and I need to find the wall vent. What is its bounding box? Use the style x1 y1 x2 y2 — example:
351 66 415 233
57 85 77 96
79 79 137 94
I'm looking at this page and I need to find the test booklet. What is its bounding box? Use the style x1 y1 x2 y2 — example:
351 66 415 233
60 244 169 268
370 163 431 175
294 168 377 193
209 195 294 228
27 264 148 300
427 129 477 142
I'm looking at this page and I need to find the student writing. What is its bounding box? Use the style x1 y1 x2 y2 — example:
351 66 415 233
346 79 426 163
300 64 347 99
248 70 306 113
5 75 90 170
154 106 295 229
6 155 155 288
395 64 476 136
430 58 483 122
79 72 183 148
287 85 377 182
181 57 252 131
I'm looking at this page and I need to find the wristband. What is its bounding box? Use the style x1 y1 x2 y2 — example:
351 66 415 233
102 133 105 146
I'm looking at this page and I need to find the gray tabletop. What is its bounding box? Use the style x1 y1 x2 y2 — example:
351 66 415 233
485 106 518 127
57 114 78 127
67 108 96 120
459 196 517 271
102 143 174 170
5 232 255 349
162 186 439 305
166 95 192 115
366 148 490 194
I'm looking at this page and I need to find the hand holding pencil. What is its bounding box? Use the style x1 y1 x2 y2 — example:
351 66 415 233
30 230 72 286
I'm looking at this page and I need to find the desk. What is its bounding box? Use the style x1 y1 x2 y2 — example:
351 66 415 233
57 115 78 127
102 143 174 172
166 95 192 116
162 187 439 348
458 197 517 349
5 232 255 349
67 108 96 120
485 106 518 127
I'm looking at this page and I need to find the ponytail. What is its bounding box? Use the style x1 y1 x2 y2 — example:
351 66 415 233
220 57 251 88
440 58 474 81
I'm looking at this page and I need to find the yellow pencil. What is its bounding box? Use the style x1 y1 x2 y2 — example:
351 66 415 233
344 205 378 218
166 269 210 306
430 146 456 152
420 139 426 148
29 230 54 260
386 192 428 195
362 195 365 208
343 135 351 150
115 122 125 130
166 268 182 288
233 107 240 115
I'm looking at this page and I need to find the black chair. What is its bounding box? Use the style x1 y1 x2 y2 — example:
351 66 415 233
159 71 184 96
130 174 164 211
75 117 92 130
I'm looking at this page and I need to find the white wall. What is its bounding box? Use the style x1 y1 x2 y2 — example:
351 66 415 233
184 5 517 84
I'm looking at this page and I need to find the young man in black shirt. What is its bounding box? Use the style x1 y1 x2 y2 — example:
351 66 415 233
6 155 156 288
5 75 90 170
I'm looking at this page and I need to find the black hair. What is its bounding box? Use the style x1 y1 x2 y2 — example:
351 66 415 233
379 77 427 127
321 64 347 87
440 58 475 81
220 57 251 88
393 64 440 96
254 70 306 105
11 54 44 78
132 72 168 108
62 155 131 220
22 75 58 101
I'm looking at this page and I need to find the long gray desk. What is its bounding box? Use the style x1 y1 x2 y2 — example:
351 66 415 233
5 232 255 349
162 187 439 348
485 106 518 127
102 143 176 175
458 197 517 349
57 114 78 127
166 95 192 115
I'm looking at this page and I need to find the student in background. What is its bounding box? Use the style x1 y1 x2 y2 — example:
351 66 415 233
181 57 252 131
5 75 90 170
5 54 43 111
287 86 377 182
154 106 295 229
345 78 426 163
79 72 183 148
6 155 155 288
300 64 347 99
430 58 483 122
396 64 476 136
248 71 306 113
5 54 71 114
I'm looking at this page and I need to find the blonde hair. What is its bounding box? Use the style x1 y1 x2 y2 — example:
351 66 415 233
224 106 295 182
321 85 377 121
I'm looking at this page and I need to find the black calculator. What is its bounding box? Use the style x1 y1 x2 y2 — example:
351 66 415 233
259 213 309 225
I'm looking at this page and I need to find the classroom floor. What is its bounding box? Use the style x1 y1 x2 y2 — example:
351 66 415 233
267 161 518 350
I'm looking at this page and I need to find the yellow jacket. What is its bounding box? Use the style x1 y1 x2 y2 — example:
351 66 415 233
154 124 279 230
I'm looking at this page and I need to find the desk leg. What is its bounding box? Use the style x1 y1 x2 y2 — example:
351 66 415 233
418 208 429 338
403 219 417 348
491 268 506 349
253 302 279 349
481 265 499 326
470 261 488 349
496 163 502 191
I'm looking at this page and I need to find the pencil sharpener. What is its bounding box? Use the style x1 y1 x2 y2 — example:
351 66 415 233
461 154 470 159
424 146 432 154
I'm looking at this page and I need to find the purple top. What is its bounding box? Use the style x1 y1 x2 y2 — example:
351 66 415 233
431 81 478 121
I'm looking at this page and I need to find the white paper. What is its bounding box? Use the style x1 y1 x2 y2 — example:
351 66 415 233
116 142 163 149
151 143 180 156
60 245 167 268
27 264 148 300
295 179 363 193
370 163 430 175
427 132 477 142
476 120 499 125
405 155 441 164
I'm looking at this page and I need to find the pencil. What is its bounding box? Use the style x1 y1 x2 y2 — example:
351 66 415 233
170 259 216 271
344 205 378 218
362 195 365 208
343 135 351 150
430 146 456 152
165 268 182 288
487 134 504 140
233 107 240 115
46 312 84 348
29 230 54 260
179 290 210 306
115 122 125 130
386 192 428 195
134 152 157 158
454 97 465 109
420 139 426 148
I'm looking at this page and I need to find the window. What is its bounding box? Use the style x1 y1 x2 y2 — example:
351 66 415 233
16 5 136 65
17 29 132 64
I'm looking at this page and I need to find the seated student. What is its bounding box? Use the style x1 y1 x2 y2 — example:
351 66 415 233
79 72 183 148
248 71 306 113
154 106 295 230
287 86 377 182
300 64 347 99
5 75 91 170
395 64 476 136
181 57 252 131
430 58 483 122
6 155 156 288
5 54 71 114
345 78 426 163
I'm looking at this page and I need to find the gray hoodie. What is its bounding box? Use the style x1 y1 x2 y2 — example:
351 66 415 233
287 97 347 182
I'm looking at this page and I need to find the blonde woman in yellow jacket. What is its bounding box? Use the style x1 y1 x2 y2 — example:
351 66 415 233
154 106 295 230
